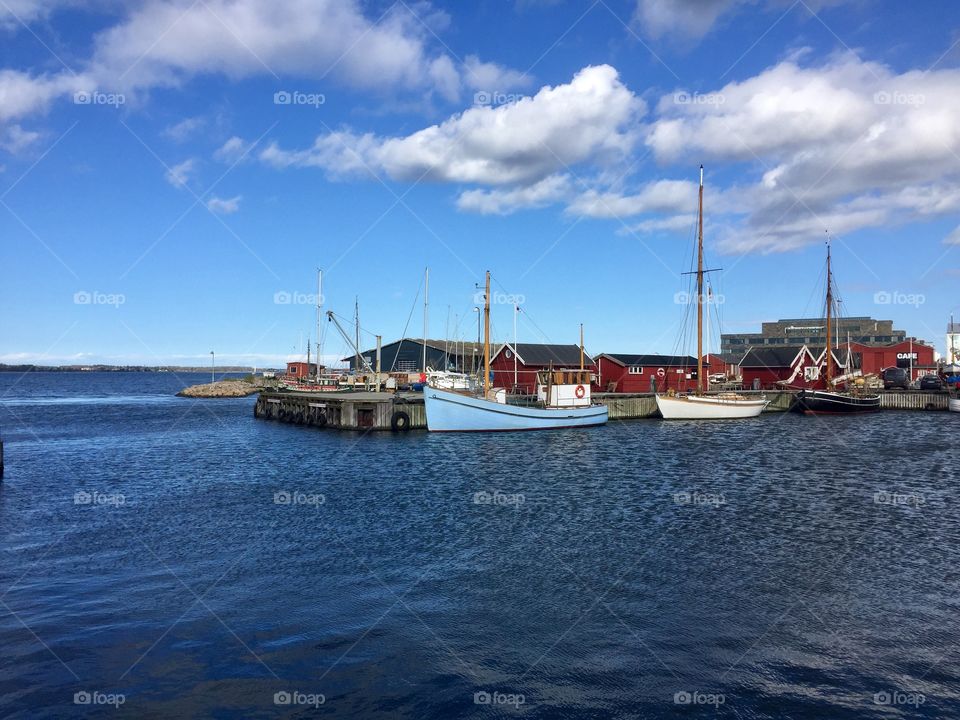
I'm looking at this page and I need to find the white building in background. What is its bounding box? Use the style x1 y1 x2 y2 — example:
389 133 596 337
948 321 960 365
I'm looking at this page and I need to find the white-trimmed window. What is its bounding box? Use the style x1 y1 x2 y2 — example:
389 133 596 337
628 366 643 374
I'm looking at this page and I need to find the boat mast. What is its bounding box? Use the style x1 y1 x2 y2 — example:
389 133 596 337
825 238 833 387
580 323 584 371
316 268 322 381
422 267 429 373
513 303 518 388
354 297 361 372
696 164 705 394
483 271 491 397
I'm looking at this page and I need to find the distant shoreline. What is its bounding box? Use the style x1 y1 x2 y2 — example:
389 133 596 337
0 365 282 373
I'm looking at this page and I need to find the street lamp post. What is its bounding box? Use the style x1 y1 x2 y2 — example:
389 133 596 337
210 351 215 383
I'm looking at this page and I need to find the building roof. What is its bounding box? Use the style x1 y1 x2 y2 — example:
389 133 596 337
599 352 696 367
495 343 593 367
344 338 484 362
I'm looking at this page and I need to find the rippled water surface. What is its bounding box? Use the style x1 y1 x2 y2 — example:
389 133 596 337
1 372 958 718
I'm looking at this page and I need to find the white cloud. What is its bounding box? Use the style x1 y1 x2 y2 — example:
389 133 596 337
945 226 960 246
262 65 645 186
0 123 40 153
165 158 196 188
214 135 251 163
457 174 572 215
206 194 241 214
0 69 85 122
87 0 473 102
633 0 851 41
462 55 531 92
163 116 205 142
565 179 696 218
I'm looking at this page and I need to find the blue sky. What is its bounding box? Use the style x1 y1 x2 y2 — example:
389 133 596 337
1 0 958 367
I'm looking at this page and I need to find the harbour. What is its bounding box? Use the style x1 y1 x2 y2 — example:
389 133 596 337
253 387 951 431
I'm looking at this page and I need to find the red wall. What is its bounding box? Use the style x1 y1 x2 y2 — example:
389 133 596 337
595 357 695 393
848 341 935 379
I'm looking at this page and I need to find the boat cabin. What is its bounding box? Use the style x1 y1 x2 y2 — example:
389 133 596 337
536 369 593 407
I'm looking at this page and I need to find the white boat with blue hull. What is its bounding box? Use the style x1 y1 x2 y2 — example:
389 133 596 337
424 386 608 432
423 270 608 433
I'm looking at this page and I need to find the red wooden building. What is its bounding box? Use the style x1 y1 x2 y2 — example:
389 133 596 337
594 353 697 393
845 339 936 381
285 361 319 379
491 343 595 394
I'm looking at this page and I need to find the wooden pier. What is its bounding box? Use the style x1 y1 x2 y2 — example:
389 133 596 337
253 389 951 432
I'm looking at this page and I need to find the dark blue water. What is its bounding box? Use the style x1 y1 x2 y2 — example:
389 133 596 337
1 372 958 718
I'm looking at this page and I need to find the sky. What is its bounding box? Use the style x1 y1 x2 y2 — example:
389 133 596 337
1 0 959 368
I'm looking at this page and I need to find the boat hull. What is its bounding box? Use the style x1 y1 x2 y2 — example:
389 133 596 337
424 387 608 432
790 390 881 415
655 394 768 420
949 398 960 413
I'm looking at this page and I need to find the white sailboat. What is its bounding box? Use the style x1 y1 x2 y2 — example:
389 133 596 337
655 166 768 420
423 272 608 432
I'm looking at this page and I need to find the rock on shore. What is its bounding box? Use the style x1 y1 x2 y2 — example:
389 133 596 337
177 380 260 398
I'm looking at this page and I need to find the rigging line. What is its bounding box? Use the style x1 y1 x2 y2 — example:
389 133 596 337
387 272 426 372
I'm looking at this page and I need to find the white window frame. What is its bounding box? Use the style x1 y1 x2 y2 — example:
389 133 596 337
627 366 643 375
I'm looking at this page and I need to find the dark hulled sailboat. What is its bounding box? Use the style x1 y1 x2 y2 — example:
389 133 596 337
790 241 881 415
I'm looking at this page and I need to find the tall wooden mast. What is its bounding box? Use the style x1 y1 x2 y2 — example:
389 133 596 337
696 164 704 394
825 239 833 387
483 271 491 397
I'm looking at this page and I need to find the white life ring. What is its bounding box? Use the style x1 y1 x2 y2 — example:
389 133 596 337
575 384 586 399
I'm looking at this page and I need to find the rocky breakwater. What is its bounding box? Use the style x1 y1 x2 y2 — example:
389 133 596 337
177 380 260 398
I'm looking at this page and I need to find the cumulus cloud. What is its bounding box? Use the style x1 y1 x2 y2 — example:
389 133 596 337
457 174 572 215
165 158 196 188
163 116 205 142
0 123 40 153
646 53 960 252
566 179 696 218
633 0 851 41
206 194 241 214
945 226 960 246
462 55 532 92
262 65 644 186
